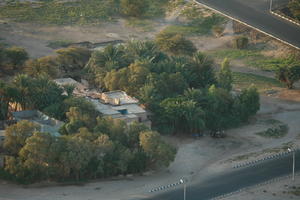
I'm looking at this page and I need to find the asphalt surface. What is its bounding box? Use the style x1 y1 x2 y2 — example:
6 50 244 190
195 0 300 49
144 151 300 200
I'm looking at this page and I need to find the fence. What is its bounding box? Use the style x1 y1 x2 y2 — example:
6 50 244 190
271 0 290 10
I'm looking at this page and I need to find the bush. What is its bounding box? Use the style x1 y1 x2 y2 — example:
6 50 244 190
120 0 148 17
256 124 288 138
233 36 249 49
212 25 225 37
275 64 300 89
155 31 197 55
47 40 73 49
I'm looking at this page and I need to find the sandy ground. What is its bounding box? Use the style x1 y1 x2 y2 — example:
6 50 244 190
0 8 233 58
1 4 300 200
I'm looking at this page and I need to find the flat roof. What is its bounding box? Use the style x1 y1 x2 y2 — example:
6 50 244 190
54 78 79 85
86 97 146 118
112 104 146 114
102 91 139 105
87 98 120 115
54 78 87 90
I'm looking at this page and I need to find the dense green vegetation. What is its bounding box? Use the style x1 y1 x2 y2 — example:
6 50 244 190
86 37 260 133
0 0 170 25
3 119 175 183
0 75 175 183
0 74 73 120
1 37 261 133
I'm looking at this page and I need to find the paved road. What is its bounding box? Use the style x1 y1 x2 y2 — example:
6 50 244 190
144 152 300 200
195 0 300 49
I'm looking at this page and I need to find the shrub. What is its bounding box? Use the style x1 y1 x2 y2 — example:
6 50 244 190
275 64 300 89
155 31 197 55
120 0 148 17
233 36 249 49
212 25 225 37
256 124 288 138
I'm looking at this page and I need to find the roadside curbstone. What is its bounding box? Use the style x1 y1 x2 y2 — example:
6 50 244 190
270 11 300 27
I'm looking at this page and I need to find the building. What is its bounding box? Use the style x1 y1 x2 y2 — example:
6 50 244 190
54 78 151 128
54 78 89 96
100 91 138 105
88 91 151 128
12 110 63 137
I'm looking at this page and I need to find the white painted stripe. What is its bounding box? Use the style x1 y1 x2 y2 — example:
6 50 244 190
270 11 300 27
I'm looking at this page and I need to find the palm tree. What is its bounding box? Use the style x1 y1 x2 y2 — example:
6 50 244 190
12 74 33 110
182 100 205 133
190 52 216 88
86 45 127 73
125 40 166 63
24 56 59 78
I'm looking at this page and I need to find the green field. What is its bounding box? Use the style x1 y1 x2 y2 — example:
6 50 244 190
0 1 118 25
233 72 283 91
210 48 300 71
0 0 168 25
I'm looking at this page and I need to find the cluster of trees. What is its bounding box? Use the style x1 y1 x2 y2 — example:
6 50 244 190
288 0 300 21
86 36 260 134
1 33 261 135
3 119 175 182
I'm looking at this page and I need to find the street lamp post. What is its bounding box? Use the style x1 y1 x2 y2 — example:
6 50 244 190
180 179 186 200
288 148 295 181
270 0 273 11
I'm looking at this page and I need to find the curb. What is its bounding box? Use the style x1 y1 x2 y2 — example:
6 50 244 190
192 0 300 50
270 10 300 27
233 149 299 169
148 178 187 193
